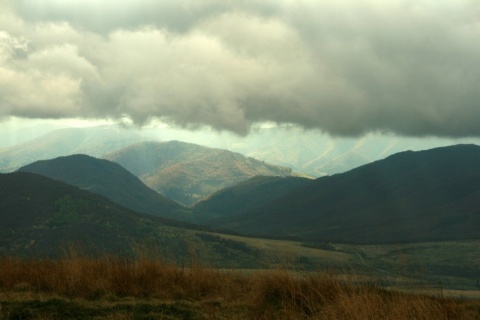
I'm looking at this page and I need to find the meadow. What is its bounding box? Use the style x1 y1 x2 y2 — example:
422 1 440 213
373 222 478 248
1 253 480 319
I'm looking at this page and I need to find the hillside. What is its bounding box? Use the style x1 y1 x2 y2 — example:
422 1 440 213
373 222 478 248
3 173 480 291
210 144 480 244
0 125 146 173
0 172 173 257
17 155 189 221
0 172 261 267
193 176 312 223
103 141 293 206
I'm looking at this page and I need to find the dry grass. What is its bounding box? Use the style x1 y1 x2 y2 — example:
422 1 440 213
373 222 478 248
0 255 247 302
249 270 468 320
0 255 478 319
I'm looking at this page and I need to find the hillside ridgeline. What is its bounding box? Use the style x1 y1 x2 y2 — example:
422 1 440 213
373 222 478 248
17 154 188 221
103 140 293 206
198 144 480 244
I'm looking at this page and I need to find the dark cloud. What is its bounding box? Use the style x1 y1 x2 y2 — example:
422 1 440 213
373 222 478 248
1 0 480 137
7 0 280 34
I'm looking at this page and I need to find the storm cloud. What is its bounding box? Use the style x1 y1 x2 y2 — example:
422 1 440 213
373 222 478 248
1 0 479 137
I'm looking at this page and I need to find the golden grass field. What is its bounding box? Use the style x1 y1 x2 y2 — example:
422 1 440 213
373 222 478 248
1 253 480 319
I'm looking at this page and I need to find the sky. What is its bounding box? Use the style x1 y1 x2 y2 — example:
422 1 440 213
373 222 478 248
1 0 480 138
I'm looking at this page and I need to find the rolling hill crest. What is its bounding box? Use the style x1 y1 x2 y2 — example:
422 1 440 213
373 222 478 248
17 154 188 221
103 140 293 206
0 172 262 267
197 144 480 244
0 171 168 257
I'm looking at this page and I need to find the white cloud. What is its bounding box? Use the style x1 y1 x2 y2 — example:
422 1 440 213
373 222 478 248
1 0 480 137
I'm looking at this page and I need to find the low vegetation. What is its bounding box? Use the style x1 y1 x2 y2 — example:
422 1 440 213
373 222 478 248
1 254 479 319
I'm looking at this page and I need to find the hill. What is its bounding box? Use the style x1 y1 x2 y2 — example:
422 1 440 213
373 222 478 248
17 154 188 221
0 125 146 173
210 144 480 244
0 172 173 257
103 141 293 206
193 176 312 223
3 173 480 291
0 172 262 267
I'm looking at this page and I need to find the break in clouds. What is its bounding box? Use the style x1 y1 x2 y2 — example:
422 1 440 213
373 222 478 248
1 0 479 137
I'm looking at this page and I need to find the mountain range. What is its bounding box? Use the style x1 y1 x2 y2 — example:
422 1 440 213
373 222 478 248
3 142 480 290
196 144 480 244
225 128 480 177
4 123 480 179
4 133 480 246
0 172 262 267
103 141 293 206
0 126 146 173
17 154 188 221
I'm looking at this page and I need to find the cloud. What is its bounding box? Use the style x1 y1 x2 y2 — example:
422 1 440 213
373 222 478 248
1 0 480 137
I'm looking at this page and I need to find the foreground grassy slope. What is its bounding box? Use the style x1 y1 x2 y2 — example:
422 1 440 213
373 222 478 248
0 255 477 320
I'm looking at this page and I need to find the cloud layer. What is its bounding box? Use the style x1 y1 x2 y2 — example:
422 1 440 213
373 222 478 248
1 0 480 136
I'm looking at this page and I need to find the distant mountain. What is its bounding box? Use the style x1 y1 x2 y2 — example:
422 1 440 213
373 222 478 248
221 127 480 177
0 172 261 267
103 141 293 206
193 176 312 223
17 155 188 221
211 144 480 244
0 126 146 173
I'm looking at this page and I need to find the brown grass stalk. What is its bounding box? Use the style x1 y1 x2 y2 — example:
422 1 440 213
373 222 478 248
0 255 476 319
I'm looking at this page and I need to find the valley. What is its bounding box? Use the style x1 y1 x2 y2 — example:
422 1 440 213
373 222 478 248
210 233 480 291
4 2 480 316
1 126 480 318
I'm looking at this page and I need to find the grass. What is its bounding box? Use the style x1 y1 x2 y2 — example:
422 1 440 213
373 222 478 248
212 234 480 290
1 254 479 319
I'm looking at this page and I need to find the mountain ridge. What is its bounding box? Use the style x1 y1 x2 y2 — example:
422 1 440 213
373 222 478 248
198 144 480 244
0 171 167 257
17 154 188 221
0 172 263 267
104 140 293 206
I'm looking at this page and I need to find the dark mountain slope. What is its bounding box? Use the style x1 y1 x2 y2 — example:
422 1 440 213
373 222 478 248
17 155 188 221
0 172 172 257
0 172 261 267
103 141 293 206
193 176 313 223
218 144 480 244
